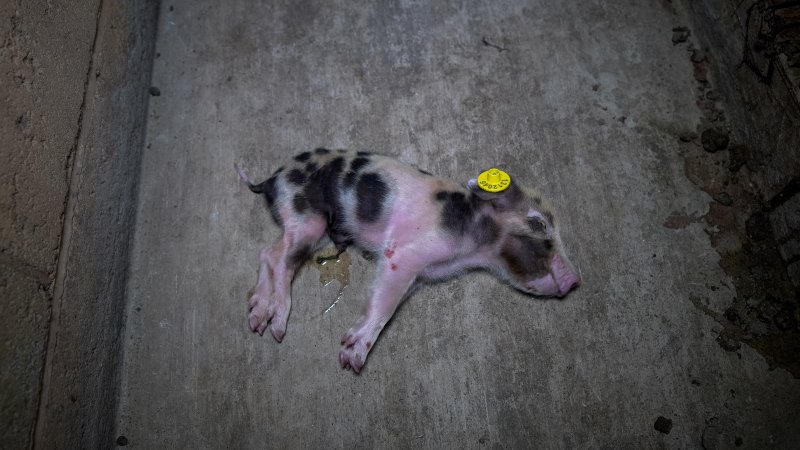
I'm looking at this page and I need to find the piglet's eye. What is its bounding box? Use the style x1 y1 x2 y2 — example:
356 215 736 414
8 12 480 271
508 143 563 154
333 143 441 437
527 217 547 234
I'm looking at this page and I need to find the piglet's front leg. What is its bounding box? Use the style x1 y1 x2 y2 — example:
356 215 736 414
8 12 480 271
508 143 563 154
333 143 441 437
340 262 417 374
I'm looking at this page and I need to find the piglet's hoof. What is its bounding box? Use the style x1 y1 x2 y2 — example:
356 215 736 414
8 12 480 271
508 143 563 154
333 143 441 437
339 329 374 374
339 348 365 374
247 293 287 342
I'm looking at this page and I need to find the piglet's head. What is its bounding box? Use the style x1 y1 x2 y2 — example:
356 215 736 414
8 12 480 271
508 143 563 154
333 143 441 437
468 176 581 298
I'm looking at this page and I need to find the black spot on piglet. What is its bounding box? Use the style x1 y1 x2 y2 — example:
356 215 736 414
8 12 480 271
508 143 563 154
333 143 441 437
435 191 475 235
474 215 500 245
350 157 370 172
248 174 276 199
287 169 307 185
344 157 371 187
305 157 346 226
248 174 282 226
356 173 389 223
293 193 309 214
294 152 312 162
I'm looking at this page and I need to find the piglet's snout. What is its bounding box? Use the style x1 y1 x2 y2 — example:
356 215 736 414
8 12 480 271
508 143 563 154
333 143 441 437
551 253 581 297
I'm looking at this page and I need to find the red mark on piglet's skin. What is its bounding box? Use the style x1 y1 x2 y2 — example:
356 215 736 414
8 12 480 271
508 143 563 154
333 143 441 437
384 241 397 259
390 263 397 271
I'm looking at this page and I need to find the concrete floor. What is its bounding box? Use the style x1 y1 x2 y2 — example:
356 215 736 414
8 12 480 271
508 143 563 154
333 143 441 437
115 0 799 448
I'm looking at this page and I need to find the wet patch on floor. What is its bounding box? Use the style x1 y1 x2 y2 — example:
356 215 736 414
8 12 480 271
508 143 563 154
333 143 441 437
312 245 351 314
669 30 800 377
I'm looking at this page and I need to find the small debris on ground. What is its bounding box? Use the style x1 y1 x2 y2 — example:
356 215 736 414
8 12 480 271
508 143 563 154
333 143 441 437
481 36 508 52
654 416 673 434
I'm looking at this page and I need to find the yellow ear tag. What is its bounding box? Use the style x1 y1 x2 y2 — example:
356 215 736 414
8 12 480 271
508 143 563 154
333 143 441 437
477 168 511 192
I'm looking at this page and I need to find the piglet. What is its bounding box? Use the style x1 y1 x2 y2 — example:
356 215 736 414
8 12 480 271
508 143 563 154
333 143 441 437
237 148 580 373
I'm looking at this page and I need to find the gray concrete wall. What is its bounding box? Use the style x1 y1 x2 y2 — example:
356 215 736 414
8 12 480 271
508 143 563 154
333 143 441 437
683 0 800 286
0 1 158 448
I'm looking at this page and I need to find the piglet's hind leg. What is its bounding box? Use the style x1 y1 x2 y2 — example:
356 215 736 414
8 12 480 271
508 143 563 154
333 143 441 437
247 241 284 339
248 215 327 342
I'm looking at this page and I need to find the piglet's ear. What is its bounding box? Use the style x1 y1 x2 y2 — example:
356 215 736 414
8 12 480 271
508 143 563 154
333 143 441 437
526 209 552 235
468 178 523 210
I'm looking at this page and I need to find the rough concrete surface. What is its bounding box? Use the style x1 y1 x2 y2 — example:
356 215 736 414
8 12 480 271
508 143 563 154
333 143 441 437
112 0 800 448
31 1 159 449
0 1 100 447
1 1 158 449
